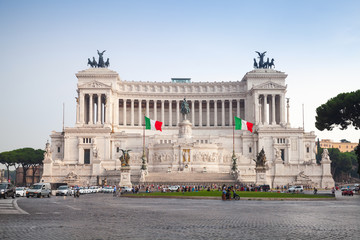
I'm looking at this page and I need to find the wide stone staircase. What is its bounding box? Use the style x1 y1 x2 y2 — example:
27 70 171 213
140 172 236 185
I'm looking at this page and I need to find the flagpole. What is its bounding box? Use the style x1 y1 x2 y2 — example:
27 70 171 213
232 110 235 155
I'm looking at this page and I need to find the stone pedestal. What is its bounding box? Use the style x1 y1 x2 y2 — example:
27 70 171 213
255 166 267 186
119 166 132 188
178 119 192 139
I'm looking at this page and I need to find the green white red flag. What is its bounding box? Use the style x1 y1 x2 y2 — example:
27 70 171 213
145 116 162 131
234 116 254 133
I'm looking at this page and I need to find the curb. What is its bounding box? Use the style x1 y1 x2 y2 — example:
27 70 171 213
119 195 336 201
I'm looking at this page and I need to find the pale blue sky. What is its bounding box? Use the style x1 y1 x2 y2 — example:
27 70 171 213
0 0 359 153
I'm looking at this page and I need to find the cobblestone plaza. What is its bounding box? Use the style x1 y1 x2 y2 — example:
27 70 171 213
1 192 359 239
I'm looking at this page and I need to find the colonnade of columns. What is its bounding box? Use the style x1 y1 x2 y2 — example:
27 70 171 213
77 93 108 125
257 94 285 125
116 99 245 127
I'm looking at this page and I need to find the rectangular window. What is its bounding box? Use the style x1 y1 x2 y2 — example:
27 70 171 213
84 149 90 164
249 147 252 153
57 147 60 153
306 147 309 153
281 149 285 162
116 147 120 153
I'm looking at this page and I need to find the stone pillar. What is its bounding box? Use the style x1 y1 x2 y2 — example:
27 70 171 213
222 100 225 126
214 100 218 126
264 94 268 125
154 100 157 121
237 99 240 118
146 100 149 119
161 100 165 123
80 93 85 124
286 97 290 127
138 99 142 126
229 100 233 126
191 100 195 124
119 166 132 188
115 98 119 125
280 94 285 125
105 95 110 124
206 100 210 127
89 94 93 124
169 100 172 126
97 94 102 124
131 99 134 126
123 98 127 126
271 94 276 125
176 100 180 125
199 100 202 127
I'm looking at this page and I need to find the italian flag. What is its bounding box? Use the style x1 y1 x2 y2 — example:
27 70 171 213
234 116 254 133
145 116 163 131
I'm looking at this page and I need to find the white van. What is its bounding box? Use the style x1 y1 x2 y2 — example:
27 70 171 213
26 182 51 198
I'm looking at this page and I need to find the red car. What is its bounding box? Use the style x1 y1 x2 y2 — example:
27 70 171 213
341 189 353 196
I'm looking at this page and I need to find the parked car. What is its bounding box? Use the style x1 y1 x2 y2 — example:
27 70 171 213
120 186 132 193
288 186 304 193
342 189 354 196
26 182 51 198
55 185 72 196
168 185 180 192
15 187 27 197
0 182 16 199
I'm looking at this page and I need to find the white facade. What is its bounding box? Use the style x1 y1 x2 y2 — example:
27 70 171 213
42 67 334 188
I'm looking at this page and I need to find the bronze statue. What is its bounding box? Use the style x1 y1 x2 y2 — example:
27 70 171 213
97 50 106 68
120 149 131 167
253 148 267 167
87 50 109 68
255 51 266 68
253 58 258 69
180 98 190 120
268 58 275 69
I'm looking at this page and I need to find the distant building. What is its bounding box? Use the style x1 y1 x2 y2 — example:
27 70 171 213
319 139 358 153
16 166 43 186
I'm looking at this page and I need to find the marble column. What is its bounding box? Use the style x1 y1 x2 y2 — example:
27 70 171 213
89 94 93 124
146 100 149 119
199 100 202 127
80 93 85 124
169 100 172 126
229 100 233 126
221 100 225 126
105 95 110 124
264 94 268 125
271 95 276 125
206 100 210 127
191 100 195 124
237 99 240 118
115 98 119 125
154 100 157 121
97 94 102 124
176 100 180 125
161 100 165 123
138 99 142 126
131 99 134 126
214 100 218 126
123 98 127 126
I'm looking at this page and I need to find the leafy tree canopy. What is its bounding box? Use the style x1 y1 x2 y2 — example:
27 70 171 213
315 89 360 131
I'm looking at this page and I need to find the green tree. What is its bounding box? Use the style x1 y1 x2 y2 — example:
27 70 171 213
0 151 16 182
0 148 44 185
355 141 360 175
315 89 360 131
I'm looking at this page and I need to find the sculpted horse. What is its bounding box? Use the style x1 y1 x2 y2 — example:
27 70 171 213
253 58 258 69
87 58 94 68
105 58 110 68
92 57 98 68
268 58 275 69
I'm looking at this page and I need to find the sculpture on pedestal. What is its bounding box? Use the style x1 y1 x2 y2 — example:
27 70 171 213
254 148 267 167
181 98 190 120
87 50 110 68
120 149 131 167
253 51 275 69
